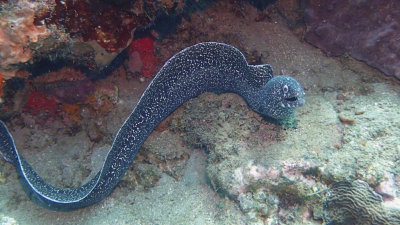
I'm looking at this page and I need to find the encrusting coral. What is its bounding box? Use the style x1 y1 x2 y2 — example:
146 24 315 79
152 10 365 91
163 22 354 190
0 1 50 78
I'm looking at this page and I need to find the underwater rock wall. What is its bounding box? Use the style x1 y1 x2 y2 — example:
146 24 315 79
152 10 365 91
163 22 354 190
0 0 205 107
0 0 194 81
302 0 400 79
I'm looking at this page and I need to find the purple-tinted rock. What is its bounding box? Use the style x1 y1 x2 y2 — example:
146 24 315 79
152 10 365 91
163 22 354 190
303 0 400 79
40 80 95 104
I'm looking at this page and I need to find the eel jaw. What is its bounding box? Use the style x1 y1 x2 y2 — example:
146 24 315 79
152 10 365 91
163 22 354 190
281 91 305 108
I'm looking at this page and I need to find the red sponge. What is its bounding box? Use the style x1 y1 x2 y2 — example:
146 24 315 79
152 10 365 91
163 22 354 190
128 37 156 78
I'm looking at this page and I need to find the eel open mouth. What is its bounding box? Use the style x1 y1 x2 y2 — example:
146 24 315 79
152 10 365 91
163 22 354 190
282 92 305 108
285 97 298 102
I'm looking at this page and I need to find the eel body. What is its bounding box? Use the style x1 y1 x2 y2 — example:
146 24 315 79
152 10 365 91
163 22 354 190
0 42 305 211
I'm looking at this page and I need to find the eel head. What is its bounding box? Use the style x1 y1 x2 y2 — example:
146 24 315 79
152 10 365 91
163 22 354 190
251 75 305 121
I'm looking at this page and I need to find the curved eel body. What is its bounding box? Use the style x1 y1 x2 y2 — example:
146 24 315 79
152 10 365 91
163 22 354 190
0 42 305 211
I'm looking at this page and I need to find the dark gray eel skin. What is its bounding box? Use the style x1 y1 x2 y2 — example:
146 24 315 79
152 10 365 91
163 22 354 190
0 42 305 211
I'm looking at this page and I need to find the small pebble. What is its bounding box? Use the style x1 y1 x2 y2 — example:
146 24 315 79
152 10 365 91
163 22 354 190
338 115 355 125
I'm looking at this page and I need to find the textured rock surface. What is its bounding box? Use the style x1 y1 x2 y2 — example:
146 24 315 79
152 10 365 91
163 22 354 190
0 0 208 81
140 131 191 180
175 92 336 224
324 180 400 225
0 1 50 78
303 0 400 79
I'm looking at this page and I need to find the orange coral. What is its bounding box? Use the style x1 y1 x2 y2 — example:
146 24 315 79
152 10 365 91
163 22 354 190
61 103 81 122
0 1 50 77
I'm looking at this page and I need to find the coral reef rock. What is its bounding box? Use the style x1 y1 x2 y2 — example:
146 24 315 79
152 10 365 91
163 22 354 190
0 1 50 78
303 0 400 79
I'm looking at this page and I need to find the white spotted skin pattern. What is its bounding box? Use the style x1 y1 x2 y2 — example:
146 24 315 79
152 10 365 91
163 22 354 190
245 75 305 120
0 42 304 211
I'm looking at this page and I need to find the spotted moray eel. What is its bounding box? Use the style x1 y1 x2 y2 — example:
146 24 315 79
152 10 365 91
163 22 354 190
0 42 305 211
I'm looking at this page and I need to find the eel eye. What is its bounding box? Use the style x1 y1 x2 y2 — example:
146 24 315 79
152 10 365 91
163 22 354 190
282 85 289 94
